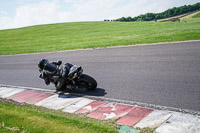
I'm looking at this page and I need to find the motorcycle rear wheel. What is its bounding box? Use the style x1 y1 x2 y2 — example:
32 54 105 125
78 74 97 90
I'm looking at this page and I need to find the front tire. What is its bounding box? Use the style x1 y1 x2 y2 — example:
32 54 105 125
78 74 97 90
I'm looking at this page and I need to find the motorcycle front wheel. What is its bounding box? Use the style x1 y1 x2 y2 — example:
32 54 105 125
78 74 97 90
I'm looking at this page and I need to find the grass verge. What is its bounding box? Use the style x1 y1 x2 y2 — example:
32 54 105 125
0 99 118 133
0 21 200 55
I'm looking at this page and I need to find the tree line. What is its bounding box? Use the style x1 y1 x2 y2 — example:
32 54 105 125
105 2 200 22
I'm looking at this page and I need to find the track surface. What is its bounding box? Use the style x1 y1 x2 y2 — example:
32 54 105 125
0 41 200 111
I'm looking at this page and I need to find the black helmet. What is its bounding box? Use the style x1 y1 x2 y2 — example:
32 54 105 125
38 59 48 69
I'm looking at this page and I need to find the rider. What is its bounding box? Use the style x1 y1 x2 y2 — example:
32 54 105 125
38 59 72 91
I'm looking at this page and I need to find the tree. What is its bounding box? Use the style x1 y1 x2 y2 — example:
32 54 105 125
112 2 200 22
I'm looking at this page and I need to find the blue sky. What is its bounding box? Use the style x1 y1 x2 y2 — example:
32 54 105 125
0 0 199 30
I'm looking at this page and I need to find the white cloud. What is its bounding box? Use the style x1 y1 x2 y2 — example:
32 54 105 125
63 0 168 20
0 10 8 16
0 1 70 29
0 0 199 30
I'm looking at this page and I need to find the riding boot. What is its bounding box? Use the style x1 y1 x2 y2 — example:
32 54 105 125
44 77 50 85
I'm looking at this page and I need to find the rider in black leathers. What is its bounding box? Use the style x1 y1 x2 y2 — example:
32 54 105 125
38 59 72 91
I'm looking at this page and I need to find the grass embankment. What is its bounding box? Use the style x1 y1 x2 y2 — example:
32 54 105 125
157 13 191 22
0 100 118 133
156 10 200 22
193 11 200 18
181 11 200 22
0 21 200 55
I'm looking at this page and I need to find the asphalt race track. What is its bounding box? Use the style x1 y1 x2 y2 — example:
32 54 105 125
0 41 200 112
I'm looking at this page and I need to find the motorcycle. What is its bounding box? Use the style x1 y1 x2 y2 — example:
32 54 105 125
38 59 97 91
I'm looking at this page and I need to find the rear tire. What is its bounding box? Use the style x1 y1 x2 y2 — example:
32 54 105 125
78 74 97 90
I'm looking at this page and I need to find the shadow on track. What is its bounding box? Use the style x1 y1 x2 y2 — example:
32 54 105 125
60 87 107 97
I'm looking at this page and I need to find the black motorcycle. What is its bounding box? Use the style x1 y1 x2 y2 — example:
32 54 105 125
38 59 97 91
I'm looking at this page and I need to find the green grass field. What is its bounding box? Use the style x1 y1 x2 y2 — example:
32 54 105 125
0 21 200 55
0 101 118 133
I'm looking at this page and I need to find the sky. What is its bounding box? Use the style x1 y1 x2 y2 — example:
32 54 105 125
0 0 199 30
